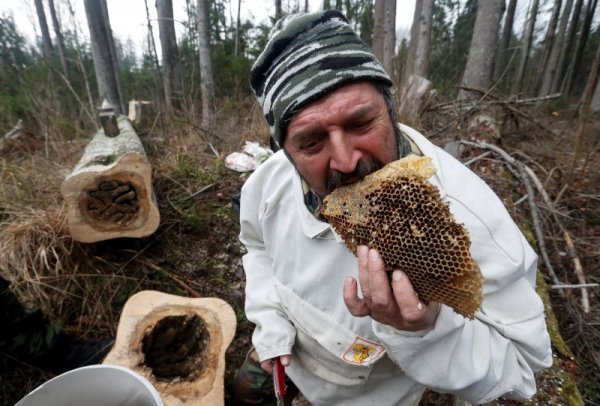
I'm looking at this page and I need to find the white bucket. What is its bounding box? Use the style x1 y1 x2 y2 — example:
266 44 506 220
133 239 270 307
16 364 163 406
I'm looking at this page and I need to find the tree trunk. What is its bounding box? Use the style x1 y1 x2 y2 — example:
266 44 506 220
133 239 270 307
60 116 160 243
540 0 574 95
197 0 215 130
305 0 309 12
459 1 505 100
513 0 539 95
234 0 241 56
275 0 283 20
563 0 598 95
566 40 600 183
156 0 185 112
402 0 423 85
47 0 68 77
371 0 385 63
494 0 517 81
84 0 124 113
413 0 434 78
553 0 584 93
382 0 397 77
103 291 236 406
34 0 54 59
536 0 562 93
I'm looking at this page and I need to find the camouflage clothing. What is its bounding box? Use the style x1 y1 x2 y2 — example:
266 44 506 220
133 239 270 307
0 276 61 363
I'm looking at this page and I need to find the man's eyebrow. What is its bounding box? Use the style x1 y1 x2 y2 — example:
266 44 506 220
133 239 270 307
346 105 379 121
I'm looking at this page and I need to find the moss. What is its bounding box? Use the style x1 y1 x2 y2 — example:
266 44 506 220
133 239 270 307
536 273 573 359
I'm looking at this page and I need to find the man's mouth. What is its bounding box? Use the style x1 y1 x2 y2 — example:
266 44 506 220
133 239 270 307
326 157 383 195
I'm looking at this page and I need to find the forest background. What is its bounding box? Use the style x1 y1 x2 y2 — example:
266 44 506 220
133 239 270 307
1 0 599 405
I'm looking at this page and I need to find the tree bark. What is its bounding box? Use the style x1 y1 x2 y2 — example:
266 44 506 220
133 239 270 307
34 0 54 59
553 0 584 93
563 0 598 95
61 116 159 243
197 0 216 130
494 0 518 81
413 0 434 79
275 0 283 20
536 0 562 93
382 0 397 77
566 35 600 183
372 0 385 63
540 0 574 95
402 0 423 85
459 1 505 100
47 0 68 77
513 0 539 95
84 0 124 113
156 0 184 112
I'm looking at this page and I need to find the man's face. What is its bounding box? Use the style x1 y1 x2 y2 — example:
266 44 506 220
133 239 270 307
284 82 398 198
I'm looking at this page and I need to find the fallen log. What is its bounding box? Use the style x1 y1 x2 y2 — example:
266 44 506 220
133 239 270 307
104 290 236 406
60 115 159 243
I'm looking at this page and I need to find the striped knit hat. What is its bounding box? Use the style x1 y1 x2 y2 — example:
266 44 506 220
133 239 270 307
250 10 392 149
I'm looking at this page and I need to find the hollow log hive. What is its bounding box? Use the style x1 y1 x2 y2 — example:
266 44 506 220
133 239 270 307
322 155 483 318
104 290 236 406
60 116 159 243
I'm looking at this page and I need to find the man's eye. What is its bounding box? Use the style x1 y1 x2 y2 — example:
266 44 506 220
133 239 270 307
301 140 319 150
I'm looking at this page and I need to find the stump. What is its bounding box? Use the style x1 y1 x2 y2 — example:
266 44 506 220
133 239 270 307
103 291 237 406
60 116 159 243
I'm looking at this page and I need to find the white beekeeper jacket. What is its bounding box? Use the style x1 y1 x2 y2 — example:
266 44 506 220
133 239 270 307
239 124 552 406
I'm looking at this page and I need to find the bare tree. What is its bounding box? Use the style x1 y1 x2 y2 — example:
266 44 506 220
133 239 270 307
494 0 518 81
382 0 397 77
84 0 124 113
275 0 283 20
197 0 215 130
234 0 241 56
536 0 562 93
513 0 539 95
156 0 184 112
412 0 434 79
402 0 423 85
553 0 584 93
48 0 68 77
540 0 574 95
34 0 53 59
459 1 505 100
563 0 598 95
372 0 385 62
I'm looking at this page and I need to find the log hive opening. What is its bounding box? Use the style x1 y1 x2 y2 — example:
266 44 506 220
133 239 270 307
141 314 210 380
82 179 140 226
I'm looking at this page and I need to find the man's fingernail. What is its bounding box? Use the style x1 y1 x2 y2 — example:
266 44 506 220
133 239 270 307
368 249 379 261
358 245 368 258
392 270 403 281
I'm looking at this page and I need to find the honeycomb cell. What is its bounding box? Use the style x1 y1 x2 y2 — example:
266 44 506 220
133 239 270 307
322 154 483 319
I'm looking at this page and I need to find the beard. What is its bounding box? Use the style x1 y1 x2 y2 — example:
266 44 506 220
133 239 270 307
325 156 383 195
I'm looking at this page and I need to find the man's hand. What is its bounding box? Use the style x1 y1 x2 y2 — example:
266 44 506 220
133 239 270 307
260 355 292 374
343 245 439 331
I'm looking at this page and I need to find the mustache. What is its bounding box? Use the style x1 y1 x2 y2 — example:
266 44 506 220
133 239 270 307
326 157 383 195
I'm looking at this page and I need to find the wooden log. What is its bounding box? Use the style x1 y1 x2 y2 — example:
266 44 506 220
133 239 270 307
60 116 159 243
103 290 236 406
128 100 155 135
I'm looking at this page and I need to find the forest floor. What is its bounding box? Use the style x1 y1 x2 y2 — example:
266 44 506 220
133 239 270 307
0 95 598 405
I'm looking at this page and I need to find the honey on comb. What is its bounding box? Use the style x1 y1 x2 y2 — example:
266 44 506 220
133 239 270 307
322 155 483 318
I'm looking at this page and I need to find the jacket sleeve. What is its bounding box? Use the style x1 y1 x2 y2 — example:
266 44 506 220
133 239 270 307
372 151 553 403
239 170 296 362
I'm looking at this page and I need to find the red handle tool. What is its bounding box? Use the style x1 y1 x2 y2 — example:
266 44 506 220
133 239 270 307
272 357 287 406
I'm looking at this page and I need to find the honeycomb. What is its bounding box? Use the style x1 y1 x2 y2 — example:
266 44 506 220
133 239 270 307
322 155 483 318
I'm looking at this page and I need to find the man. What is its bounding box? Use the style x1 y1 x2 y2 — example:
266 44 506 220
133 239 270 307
235 10 552 406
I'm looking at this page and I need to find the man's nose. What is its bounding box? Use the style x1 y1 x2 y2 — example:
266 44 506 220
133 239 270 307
329 133 361 173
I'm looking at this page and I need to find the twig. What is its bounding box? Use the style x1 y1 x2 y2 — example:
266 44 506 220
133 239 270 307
461 140 591 312
463 151 492 166
551 283 598 289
